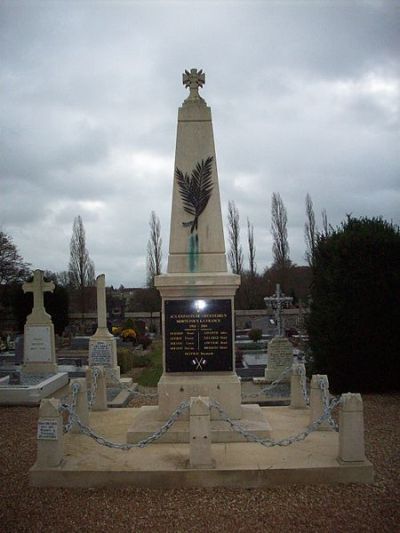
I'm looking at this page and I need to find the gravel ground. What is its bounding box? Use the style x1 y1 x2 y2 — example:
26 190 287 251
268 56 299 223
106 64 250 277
0 393 399 533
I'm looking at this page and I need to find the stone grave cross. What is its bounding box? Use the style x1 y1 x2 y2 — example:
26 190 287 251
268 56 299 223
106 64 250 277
89 274 119 382
95 274 110 334
264 283 293 337
23 270 55 324
183 68 205 101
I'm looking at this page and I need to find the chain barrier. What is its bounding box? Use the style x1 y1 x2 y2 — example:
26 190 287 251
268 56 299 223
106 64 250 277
59 399 190 449
297 364 310 406
59 391 341 451
318 376 339 431
210 395 342 447
88 367 100 410
63 381 80 433
241 365 292 399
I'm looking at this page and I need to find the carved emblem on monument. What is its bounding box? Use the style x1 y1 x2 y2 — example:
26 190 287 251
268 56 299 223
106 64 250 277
182 68 205 102
175 156 214 233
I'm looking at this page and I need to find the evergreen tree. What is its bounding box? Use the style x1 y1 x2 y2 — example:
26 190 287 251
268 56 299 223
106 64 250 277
307 216 400 393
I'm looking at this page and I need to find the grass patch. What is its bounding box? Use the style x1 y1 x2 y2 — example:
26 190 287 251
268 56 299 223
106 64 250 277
136 340 163 387
236 341 267 351
132 354 151 367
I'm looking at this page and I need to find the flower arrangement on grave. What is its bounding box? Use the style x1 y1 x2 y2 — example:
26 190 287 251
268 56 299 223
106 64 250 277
121 328 137 341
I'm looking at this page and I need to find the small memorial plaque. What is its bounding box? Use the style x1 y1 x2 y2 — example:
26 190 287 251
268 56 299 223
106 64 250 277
90 341 112 367
165 299 233 372
37 418 58 440
25 326 52 362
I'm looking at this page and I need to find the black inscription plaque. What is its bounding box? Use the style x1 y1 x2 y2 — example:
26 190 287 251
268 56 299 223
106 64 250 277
165 299 233 372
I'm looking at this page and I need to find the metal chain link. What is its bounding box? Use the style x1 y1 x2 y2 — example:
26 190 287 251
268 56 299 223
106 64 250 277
59 389 342 451
88 367 100 410
297 364 310 406
242 365 292 399
59 399 190 449
63 381 80 433
210 395 342 447
318 376 339 431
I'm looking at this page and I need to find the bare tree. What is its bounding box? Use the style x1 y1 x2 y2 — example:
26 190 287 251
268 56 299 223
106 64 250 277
68 216 95 315
146 211 162 287
0 231 30 284
271 192 290 268
271 192 291 289
304 193 317 267
227 200 243 275
55 271 70 288
321 208 329 237
247 217 256 277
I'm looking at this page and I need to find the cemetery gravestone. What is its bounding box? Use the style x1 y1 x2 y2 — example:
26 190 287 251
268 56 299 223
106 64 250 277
22 270 58 374
89 274 120 382
264 284 294 382
265 337 293 382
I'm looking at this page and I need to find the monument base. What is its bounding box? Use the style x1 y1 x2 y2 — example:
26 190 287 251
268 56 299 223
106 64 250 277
30 406 374 488
23 362 58 374
158 373 242 421
127 403 271 443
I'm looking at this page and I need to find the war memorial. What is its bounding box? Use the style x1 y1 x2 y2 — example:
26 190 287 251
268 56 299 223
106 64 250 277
28 69 373 488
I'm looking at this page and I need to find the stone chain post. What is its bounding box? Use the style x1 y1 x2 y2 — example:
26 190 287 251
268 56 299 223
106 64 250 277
309 375 331 430
36 398 64 467
70 378 89 434
189 396 214 469
87 366 108 411
338 393 366 462
290 362 307 409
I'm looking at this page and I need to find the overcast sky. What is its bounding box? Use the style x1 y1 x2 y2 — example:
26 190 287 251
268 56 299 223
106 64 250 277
1 0 399 287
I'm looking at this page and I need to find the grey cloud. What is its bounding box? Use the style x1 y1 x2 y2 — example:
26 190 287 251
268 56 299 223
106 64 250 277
1 1 399 285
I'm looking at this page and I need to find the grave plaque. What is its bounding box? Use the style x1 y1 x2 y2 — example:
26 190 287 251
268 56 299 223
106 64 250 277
37 418 58 440
25 326 52 363
165 299 233 372
90 341 112 367
265 337 293 382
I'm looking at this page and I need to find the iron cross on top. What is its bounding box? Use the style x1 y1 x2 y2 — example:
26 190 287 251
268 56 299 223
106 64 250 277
183 68 205 100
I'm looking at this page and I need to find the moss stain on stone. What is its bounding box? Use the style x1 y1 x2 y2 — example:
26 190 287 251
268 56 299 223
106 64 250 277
189 233 199 272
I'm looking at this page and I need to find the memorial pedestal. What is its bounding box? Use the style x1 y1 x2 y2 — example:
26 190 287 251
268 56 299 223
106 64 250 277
127 272 272 443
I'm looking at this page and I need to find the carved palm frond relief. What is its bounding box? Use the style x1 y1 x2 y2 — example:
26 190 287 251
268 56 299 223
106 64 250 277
175 156 214 233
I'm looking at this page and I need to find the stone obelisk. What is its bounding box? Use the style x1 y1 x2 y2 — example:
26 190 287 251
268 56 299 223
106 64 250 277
128 69 271 442
88 274 120 383
155 68 242 420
